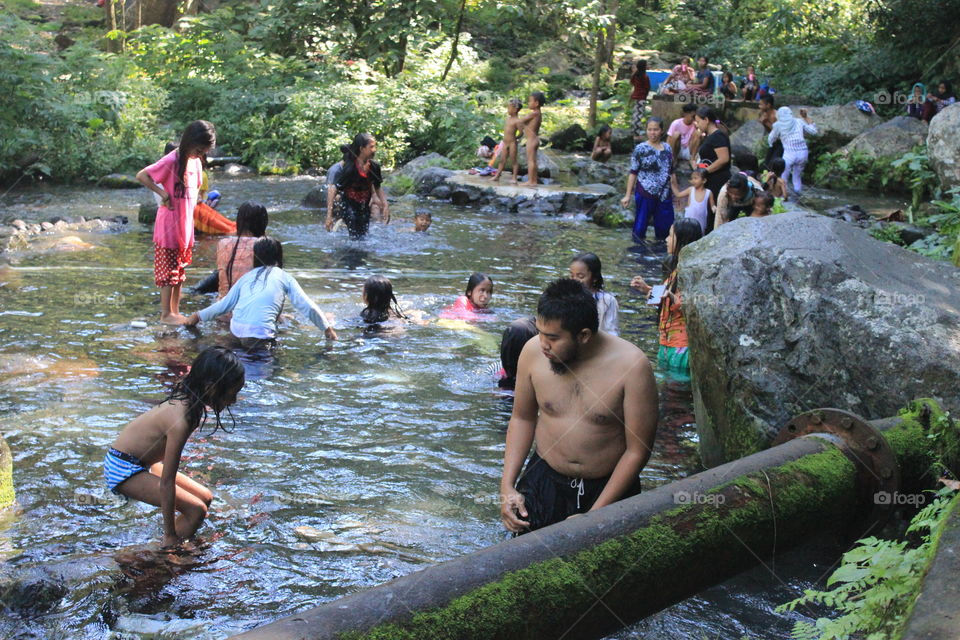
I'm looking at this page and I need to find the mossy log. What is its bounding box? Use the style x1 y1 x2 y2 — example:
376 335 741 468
231 403 958 640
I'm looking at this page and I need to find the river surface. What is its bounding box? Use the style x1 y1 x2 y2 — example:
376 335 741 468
0 175 890 639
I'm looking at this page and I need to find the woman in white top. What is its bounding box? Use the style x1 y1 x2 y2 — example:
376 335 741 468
568 252 619 335
767 106 817 196
185 237 338 348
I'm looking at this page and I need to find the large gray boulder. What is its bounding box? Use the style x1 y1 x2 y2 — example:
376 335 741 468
840 116 928 159
416 166 455 195
928 103 960 190
680 211 960 467
390 153 453 180
572 158 623 188
730 119 766 156
518 148 561 179
793 102 880 151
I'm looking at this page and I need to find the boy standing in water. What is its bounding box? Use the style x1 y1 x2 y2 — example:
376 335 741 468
492 98 523 183
521 92 545 187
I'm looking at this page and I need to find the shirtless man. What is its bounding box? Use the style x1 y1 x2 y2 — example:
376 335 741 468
500 279 658 533
520 91 545 187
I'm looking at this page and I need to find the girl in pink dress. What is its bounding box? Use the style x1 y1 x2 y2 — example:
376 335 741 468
137 120 216 324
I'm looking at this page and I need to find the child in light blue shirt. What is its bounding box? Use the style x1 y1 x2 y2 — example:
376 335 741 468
186 237 337 344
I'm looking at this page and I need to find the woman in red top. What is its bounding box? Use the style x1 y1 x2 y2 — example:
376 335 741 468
335 133 390 239
630 59 650 143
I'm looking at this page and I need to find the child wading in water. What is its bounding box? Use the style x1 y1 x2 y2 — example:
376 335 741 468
440 272 494 321
137 121 216 324
186 238 338 349
568 252 619 335
762 157 788 207
520 92 544 186
105 346 244 549
361 275 407 325
492 98 523 183
630 219 703 374
750 191 775 217
217 203 268 299
670 168 714 234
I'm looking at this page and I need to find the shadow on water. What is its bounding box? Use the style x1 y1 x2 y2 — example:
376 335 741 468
0 175 826 639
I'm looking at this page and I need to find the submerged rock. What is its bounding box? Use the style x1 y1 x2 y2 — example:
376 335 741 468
98 173 141 189
681 211 960 467
301 185 327 209
928 103 960 190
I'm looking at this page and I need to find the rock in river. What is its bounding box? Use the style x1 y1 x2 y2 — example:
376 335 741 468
680 211 960 467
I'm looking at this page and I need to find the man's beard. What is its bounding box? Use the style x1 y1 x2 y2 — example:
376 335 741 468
548 344 579 374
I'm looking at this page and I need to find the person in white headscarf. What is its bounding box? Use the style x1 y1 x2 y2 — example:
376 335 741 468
767 106 817 196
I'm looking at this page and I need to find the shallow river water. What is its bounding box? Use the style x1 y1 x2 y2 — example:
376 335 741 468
0 175 867 639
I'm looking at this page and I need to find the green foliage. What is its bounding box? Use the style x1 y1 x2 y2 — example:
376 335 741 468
813 147 939 209
386 174 416 196
0 14 166 182
778 488 960 640
868 224 904 246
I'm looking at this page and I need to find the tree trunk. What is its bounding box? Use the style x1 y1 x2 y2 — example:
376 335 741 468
105 0 120 53
441 0 468 81
588 27 605 129
604 0 619 68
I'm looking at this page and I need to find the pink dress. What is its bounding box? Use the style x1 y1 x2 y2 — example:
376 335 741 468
217 236 257 299
440 295 493 322
144 150 202 249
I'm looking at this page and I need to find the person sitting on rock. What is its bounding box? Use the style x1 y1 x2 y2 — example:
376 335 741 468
741 65 759 101
667 103 700 170
591 125 613 162
720 72 738 101
681 56 715 97
921 81 956 122
658 64 688 95
906 83 925 119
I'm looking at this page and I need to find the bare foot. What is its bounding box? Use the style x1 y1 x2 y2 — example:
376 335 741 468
160 313 187 325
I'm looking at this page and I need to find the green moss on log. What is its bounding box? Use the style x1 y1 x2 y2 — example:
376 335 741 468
338 447 857 640
0 434 14 509
884 399 960 493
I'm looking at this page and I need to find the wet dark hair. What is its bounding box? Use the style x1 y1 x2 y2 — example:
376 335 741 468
759 94 775 108
570 252 604 291
342 133 375 163
252 236 283 287
362 275 405 323
754 190 775 213
165 346 244 435
537 278 598 336
681 103 698 114
768 157 786 176
695 106 728 134
226 203 269 290
665 218 703 281
597 124 612 137
499 316 537 390
727 172 750 192
174 120 216 199
736 152 759 176
465 272 493 297
530 91 545 107
163 141 177 154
